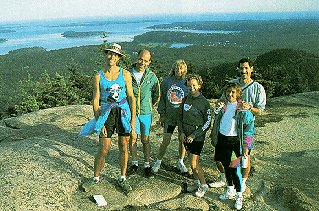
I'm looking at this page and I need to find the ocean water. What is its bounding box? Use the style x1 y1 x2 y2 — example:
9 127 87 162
0 11 318 55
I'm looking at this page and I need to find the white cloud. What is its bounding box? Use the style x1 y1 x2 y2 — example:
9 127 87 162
0 0 318 22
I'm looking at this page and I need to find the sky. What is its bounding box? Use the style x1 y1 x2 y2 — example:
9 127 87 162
1 0 319 22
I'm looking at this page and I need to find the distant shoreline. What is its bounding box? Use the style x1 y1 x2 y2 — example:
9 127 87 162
0 12 319 55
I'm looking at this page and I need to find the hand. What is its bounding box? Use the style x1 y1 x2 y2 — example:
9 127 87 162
179 133 186 142
159 115 165 127
242 101 251 111
243 148 249 157
214 100 225 112
130 121 136 134
185 136 193 143
131 131 137 142
101 126 107 137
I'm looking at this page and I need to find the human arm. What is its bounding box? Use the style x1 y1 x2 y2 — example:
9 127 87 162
92 72 107 136
92 72 101 119
157 78 167 125
242 84 266 115
124 69 136 133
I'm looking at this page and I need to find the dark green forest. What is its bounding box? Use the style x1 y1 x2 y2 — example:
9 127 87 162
0 19 318 119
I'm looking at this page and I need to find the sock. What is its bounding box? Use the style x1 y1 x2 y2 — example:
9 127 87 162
132 160 138 166
119 175 126 182
93 176 100 182
194 179 200 186
178 158 184 164
200 183 209 190
144 162 150 168
236 192 243 197
242 178 247 185
156 159 162 164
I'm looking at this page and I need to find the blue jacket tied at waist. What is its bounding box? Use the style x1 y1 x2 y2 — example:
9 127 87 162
80 98 131 137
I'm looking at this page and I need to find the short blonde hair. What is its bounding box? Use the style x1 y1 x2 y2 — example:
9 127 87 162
223 83 242 100
170 59 187 79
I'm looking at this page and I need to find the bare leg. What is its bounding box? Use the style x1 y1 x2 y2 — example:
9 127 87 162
157 133 172 160
190 154 206 184
141 135 151 163
178 139 186 160
118 136 130 177
94 137 111 177
129 135 138 161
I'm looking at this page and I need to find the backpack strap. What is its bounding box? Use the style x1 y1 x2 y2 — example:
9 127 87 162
242 80 254 92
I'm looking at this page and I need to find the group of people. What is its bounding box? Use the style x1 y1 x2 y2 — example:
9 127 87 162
80 43 266 210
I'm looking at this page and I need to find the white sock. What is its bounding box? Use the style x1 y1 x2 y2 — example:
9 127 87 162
119 175 126 181
144 162 150 168
156 159 162 164
132 160 138 166
178 158 184 164
93 176 100 182
236 192 243 197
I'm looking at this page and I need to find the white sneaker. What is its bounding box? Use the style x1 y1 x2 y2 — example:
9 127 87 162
208 179 226 188
235 193 243 210
177 161 188 173
219 186 236 200
195 184 208 198
186 180 200 192
152 160 161 173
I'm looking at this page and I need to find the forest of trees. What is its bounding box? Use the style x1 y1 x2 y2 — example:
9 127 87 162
1 19 319 119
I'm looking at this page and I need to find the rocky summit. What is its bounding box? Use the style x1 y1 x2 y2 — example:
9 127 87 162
0 92 318 210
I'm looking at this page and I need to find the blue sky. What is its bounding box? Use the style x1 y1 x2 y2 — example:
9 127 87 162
1 0 319 22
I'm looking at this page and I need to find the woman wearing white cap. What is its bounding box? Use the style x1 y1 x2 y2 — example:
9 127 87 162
81 43 136 194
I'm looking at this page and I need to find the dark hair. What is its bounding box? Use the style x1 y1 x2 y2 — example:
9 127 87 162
186 74 203 86
238 58 253 67
223 83 242 100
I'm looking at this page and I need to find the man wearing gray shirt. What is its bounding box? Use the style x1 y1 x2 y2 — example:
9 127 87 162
209 58 266 192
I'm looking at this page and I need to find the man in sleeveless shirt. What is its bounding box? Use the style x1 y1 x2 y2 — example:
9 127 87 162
82 43 136 194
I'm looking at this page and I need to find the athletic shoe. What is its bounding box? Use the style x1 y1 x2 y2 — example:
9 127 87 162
194 184 209 197
82 177 99 192
208 178 226 188
235 193 243 210
128 164 138 174
152 160 161 173
144 167 152 178
118 179 132 194
186 181 200 192
219 186 236 200
177 161 188 173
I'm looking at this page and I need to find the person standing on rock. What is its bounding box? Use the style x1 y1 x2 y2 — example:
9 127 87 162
152 59 189 174
209 58 266 193
80 43 136 194
128 49 160 178
179 74 212 198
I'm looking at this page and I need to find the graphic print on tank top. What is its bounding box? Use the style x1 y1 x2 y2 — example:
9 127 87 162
106 84 123 102
167 84 185 105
